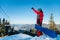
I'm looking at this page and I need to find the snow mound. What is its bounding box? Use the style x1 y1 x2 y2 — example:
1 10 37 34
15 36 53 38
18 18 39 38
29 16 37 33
0 33 57 40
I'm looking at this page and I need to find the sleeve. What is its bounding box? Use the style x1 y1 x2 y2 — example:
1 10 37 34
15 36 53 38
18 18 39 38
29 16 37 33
32 8 39 14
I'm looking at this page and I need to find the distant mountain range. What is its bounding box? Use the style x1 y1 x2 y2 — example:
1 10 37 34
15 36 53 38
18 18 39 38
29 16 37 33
11 24 60 31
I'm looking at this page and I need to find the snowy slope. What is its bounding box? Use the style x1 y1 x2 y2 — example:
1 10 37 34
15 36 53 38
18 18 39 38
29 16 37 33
0 33 59 40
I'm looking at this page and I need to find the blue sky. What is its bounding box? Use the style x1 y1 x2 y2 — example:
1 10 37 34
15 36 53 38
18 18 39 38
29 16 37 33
0 0 60 24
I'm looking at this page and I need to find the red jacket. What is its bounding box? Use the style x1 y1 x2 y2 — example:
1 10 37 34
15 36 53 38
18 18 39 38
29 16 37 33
32 8 44 22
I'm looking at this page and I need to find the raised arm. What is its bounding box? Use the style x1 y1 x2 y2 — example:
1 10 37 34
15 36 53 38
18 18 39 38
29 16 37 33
32 7 39 14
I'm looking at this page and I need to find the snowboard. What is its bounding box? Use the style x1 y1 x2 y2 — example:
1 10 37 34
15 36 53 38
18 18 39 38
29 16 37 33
35 24 57 38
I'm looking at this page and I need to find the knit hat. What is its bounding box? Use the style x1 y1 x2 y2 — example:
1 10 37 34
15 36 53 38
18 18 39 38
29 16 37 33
38 8 42 12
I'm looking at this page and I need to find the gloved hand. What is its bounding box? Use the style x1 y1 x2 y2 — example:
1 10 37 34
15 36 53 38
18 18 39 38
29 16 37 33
31 7 34 9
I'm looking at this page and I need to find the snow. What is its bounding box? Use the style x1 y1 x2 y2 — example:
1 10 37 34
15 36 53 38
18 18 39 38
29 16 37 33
0 33 58 40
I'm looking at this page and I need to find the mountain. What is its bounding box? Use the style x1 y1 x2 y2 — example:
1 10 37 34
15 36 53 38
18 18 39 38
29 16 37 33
11 24 60 31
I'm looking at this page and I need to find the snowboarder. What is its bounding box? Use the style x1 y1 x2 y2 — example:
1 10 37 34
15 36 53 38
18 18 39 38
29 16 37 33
32 7 44 36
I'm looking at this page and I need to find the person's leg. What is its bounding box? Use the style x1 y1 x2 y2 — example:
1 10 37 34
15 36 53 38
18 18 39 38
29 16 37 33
36 19 43 37
39 22 42 26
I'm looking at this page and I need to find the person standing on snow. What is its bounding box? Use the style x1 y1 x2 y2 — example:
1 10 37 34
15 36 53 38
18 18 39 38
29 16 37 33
32 7 44 36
